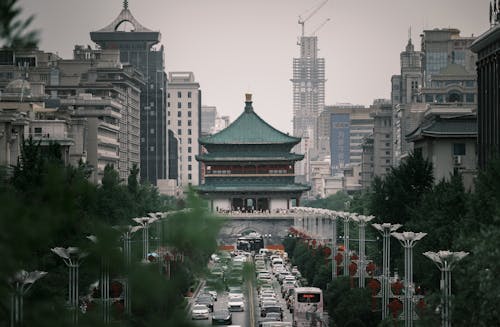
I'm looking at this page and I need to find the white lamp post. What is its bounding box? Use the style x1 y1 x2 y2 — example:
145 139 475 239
372 222 402 320
391 231 427 327
9 270 47 327
132 216 158 261
423 250 469 327
340 212 355 276
351 214 375 287
328 210 339 280
51 246 86 324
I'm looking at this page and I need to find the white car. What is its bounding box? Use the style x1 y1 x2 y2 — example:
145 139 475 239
228 295 245 312
191 304 210 320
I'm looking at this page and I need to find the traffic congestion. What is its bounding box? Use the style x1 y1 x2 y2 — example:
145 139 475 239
189 241 324 327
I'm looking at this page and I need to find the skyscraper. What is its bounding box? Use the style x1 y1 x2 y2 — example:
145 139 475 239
291 36 326 182
90 2 167 185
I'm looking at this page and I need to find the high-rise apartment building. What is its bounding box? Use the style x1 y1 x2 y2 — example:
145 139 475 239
90 3 167 185
167 72 201 187
291 36 326 182
318 105 373 173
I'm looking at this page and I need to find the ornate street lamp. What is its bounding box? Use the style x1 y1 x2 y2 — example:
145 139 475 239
372 222 402 320
9 270 47 327
112 225 143 315
391 231 427 327
340 212 355 276
423 250 469 327
51 246 87 324
132 216 158 261
352 214 375 287
327 210 339 280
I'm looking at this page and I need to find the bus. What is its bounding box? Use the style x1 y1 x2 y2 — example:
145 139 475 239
236 232 264 252
293 287 323 327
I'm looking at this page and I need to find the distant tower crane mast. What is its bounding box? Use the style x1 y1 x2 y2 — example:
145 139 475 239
298 0 329 37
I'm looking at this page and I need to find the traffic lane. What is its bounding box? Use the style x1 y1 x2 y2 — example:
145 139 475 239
192 289 249 326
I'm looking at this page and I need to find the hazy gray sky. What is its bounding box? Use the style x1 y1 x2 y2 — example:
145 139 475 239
21 0 490 133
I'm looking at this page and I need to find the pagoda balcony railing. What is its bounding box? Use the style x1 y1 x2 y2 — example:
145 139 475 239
206 168 294 175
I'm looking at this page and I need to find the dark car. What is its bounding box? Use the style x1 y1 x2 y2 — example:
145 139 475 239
211 309 232 325
196 294 214 312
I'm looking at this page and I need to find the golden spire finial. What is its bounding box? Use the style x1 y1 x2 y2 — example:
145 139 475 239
245 93 252 102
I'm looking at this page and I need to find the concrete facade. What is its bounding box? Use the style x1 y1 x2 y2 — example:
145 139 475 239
167 72 201 187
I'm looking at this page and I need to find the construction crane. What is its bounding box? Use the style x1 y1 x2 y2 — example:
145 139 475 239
298 0 329 37
311 18 331 36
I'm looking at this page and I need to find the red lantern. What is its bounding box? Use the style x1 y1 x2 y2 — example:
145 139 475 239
391 280 404 295
366 262 376 276
388 299 403 319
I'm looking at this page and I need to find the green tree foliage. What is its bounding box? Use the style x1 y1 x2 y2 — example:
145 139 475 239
368 151 434 225
0 139 219 326
303 191 351 211
0 0 39 48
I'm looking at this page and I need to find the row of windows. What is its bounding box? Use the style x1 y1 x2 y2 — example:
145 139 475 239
177 129 192 135
167 102 193 109
168 91 193 98
177 120 192 126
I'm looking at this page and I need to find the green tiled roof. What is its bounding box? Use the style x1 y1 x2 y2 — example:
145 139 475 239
196 183 311 193
196 152 304 162
199 100 300 145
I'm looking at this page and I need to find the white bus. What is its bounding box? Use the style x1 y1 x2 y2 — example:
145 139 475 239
292 287 323 327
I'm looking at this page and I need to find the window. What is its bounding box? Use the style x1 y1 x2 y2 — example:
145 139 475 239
167 102 170 107
178 129 182 135
34 127 42 136
386 159 390 163
167 120 170 125
177 91 182 98
177 111 181 117
177 120 181 126
188 173 192 180
188 164 192 171
188 102 192 108
385 151 390 155
188 91 192 98
177 102 181 109
188 156 192 162
188 138 192 144
385 134 390 138
150 146 155 152
150 128 155 134
385 143 390 147
188 120 192 126
167 93 170 98
453 143 466 156
141 137 145 143
167 111 170 116
188 147 192 153
188 129 192 135
188 111 192 118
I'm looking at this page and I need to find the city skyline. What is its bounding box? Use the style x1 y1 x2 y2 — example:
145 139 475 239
20 0 489 133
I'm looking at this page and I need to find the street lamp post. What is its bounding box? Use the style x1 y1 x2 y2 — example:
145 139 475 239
352 215 375 288
372 223 402 320
51 247 86 324
87 235 112 324
327 210 338 280
423 250 469 327
391 231 427 327
133 216 159 262
9 270 47 327
340 212 354 276
113 224 142 315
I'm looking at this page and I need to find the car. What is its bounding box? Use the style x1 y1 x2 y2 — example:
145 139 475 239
228 295 245 312
263 312 282 321
203 286 218 301
196 294 214 312
260 304 283 319
212 309 232 325
191 304 210 320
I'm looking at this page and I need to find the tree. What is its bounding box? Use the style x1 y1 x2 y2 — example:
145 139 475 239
127 163 139 195
367 151 434 225
0 0 39 48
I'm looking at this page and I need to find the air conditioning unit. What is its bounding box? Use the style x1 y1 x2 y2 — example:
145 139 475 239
453 155 462 166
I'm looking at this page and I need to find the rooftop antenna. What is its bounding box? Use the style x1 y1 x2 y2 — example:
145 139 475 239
123 0 128 10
